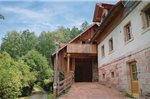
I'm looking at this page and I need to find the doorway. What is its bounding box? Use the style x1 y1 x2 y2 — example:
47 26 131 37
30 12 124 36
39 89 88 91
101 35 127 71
129 61 139 96
75 59 92 82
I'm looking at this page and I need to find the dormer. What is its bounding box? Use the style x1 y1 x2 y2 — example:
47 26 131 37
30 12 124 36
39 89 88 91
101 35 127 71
93 2 114 23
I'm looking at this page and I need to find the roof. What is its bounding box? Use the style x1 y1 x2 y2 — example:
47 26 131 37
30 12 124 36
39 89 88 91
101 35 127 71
93 2 114 22
91 1 124 43
51 23 98 56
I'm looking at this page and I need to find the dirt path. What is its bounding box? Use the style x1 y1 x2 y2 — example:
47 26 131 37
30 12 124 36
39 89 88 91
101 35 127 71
58 82 127 99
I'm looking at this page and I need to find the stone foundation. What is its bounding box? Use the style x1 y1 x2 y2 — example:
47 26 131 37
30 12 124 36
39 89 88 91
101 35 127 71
98 46 150 94
92 59 98 82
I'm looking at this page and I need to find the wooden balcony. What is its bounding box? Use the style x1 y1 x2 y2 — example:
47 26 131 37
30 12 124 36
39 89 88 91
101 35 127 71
67 44 97 54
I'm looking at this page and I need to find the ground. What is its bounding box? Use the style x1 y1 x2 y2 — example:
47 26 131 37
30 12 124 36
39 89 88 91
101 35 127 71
58 82 127 99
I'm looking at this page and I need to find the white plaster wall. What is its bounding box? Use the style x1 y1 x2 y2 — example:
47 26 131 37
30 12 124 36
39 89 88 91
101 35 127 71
98 2 150 67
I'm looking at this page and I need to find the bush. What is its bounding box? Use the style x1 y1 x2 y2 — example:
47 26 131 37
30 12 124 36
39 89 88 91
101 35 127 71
124 93 134 98
22 50 53 90
0 52 36 99
42 79 53 92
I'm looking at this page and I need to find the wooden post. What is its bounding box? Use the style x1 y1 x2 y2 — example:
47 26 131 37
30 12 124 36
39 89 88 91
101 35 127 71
72 58 75 82
67 54 70 77
72 58 75 72
53 45 59 98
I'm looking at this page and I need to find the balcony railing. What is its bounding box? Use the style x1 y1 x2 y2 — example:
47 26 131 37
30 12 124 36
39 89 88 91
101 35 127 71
67 44 97 54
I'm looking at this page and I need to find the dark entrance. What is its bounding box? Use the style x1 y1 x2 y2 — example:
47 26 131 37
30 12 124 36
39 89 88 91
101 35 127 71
75 59 92 82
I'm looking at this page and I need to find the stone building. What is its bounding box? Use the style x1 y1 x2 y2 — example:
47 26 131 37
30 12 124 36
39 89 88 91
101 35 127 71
91 1 150 96
52 1 150 96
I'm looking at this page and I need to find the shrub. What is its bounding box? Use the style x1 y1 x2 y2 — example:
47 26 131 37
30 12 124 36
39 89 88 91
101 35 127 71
22 50 53 82
0 52 36 99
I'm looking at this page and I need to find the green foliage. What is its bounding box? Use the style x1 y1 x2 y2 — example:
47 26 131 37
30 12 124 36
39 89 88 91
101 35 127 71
0 20 88 98
1 30 37 59
48 93 54 99
0 14 4 20
1 31 23 59
54 26 71 43
69 26 81 40
21 30 37 55
16 60 36 87
42 79 53 92
59 71 65 81
124 93 134 98
22 50 53 82
81 21 89 31
0 52 36 99
36 32 55 65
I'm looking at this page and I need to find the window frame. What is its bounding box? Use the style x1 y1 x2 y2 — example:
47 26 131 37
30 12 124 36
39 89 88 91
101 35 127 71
103 73 105 79
109 37 114 53
101 45 105 57
124 21 133 44
141 3 150 29
111 72 115 78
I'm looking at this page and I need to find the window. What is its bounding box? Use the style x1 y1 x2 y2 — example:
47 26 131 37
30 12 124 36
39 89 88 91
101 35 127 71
103 74 105 79
111 72 114 78
82 41 85 44
141 3 150 28
124 22 132 42
101 45 105 57
109 38 114 52
129 62 138 80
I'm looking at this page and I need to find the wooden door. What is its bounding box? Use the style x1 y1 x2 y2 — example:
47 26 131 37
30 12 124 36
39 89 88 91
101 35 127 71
75 59 92 82
129 62 139 96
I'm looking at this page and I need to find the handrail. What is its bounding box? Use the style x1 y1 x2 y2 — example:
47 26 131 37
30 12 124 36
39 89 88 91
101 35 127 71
57 71 74 96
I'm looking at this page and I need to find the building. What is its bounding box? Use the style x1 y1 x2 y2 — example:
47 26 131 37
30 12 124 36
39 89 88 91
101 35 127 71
52 1 150 97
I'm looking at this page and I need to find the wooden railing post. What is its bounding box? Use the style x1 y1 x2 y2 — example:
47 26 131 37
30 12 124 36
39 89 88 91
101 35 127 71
67 54 70 77
57 71 74 96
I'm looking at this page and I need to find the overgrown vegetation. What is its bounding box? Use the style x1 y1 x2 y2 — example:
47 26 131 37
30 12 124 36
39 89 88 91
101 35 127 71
124 93 135 98
0 52 36 99
0 17 89 99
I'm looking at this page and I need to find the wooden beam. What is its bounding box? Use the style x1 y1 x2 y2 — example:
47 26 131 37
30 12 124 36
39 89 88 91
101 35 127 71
67 54 70 76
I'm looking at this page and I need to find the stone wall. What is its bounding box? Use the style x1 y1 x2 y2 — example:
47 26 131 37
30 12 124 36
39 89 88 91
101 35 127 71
92 59 98 82
98 46 150 94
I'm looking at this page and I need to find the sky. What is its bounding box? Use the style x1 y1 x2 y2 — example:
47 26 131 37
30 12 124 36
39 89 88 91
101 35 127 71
0 0 117 44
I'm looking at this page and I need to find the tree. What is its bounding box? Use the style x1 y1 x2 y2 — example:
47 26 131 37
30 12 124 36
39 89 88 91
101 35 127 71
37 32 55 66
0 52 36 99
0 14 4 20
54 26 71 43
1 31 23 59
21 30 37 55
69 26 81 40
81 21 89 31
22 50 53 83
1 30 37 59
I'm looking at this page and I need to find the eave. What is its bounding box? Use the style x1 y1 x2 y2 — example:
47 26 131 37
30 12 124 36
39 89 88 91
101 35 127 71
93 3 114 22
91 1 124 44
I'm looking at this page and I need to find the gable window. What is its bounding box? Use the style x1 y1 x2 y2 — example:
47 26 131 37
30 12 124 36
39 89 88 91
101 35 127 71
82 41 86 44
124 22 133 42
111 72 114 78
109 38 114 52
141 3 150 28
101 45 105 57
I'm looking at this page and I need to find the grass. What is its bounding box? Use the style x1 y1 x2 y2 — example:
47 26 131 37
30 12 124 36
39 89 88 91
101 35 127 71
48 93 54 99
124 93 135 98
